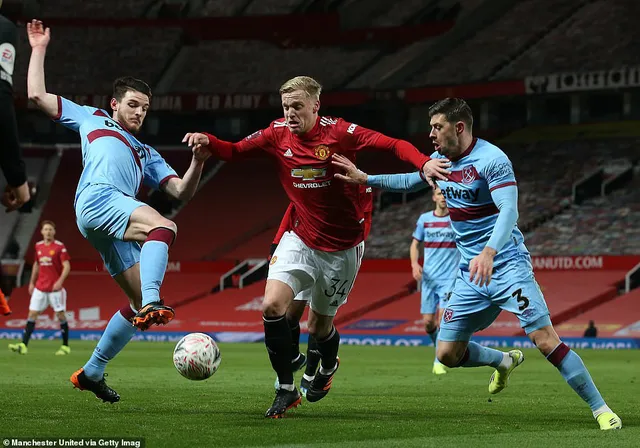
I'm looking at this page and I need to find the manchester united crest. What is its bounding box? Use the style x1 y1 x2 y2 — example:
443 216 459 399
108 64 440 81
49 250 55 256
314 145 330 160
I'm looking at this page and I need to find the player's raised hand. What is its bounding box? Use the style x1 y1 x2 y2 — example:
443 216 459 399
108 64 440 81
192 143 212 162
182 132 210 151
469 247 496 287
422 158 451 186
331 153 368 185
27 20 51 49
1 182 30 213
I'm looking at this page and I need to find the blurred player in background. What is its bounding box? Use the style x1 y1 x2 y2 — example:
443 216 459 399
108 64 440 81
0 3 30 316
410 186 458 375
26 20 210 403
331 98 621 430
9 221 70 355
184 75 449 418
0 4 30 213
273 185 374 396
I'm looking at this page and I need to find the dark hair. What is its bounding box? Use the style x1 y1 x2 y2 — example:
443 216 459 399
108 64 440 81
41 220 56 229
428 97 473 129
112 76 152 102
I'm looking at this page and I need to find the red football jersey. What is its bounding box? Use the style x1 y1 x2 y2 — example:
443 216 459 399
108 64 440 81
34 240 70 292
274 185 374 246
205 116 429 251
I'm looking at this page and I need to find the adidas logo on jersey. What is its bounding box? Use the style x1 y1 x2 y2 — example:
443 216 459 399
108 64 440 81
284 148 293 157
329 300 339 307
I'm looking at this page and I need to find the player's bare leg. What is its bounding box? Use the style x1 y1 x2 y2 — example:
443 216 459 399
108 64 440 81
528 325 621 430
437 339 522 390
305 309 340 403
9 309 41 355
71 264 143 403
54 309 71 355
263 279 301 418
124 206 177 330
424 312 445 375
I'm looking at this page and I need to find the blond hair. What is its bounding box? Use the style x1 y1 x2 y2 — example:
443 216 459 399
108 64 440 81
279 76 322 100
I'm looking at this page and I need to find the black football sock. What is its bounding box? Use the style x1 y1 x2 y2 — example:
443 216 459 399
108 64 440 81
304 334 321 377
316 326 340 373
60 321 69 346
23 320 36 346
287 316 301 360
263 314 294 387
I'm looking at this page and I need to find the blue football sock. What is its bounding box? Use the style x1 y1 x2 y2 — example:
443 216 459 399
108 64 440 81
140 228 174 307
83 310 137 381
547 343 606 413
459 341 504 368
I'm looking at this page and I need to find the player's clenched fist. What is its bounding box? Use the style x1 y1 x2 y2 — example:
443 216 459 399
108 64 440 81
27 20 50 49
182 132 210 151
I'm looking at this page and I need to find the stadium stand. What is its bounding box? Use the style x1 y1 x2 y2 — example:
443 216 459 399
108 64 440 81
40 0 151 18
13 27 182 94
409 0 584 86
171 41 379 93
496 0 640 79
527 174 640 255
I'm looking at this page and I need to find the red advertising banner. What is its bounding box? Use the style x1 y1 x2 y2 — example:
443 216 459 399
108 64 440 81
68 256 639 274
14 81 525 112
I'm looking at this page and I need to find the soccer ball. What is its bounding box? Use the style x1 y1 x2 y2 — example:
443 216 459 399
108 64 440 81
173 333 221 380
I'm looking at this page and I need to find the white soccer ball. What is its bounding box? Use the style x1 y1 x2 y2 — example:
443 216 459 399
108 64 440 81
173 333 221 381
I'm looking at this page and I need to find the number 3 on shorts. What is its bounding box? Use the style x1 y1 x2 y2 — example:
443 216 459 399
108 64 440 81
512 288 529 311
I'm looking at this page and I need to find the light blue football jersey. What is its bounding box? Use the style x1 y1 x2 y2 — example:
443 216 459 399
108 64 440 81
412 211 459 282
431 138 528 268
54 96 177 203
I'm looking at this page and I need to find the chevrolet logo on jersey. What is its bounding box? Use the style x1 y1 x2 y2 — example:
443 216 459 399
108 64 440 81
291 167 327 181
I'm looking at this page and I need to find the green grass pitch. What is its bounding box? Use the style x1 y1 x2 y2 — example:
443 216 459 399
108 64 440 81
1 340 637 447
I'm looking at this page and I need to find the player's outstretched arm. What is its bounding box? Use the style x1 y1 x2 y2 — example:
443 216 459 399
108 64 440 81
26 20 58 118
161 145 211 201
183 127 273 162
332 154 429 193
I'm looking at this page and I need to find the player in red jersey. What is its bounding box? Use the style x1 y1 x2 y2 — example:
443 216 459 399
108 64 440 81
271 185 374 396
184 76 449 418
9 220 71 355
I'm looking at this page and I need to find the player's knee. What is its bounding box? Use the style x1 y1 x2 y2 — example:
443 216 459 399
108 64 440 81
147 221 177 246
262 295 288 318
529 330 560 356
27 311 39 321
436 347 460 368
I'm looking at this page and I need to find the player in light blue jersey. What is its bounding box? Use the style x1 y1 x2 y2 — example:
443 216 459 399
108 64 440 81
410 187 459 375
26 20 210 402
331 98 621 430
